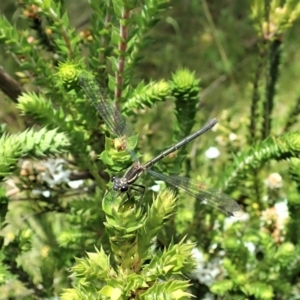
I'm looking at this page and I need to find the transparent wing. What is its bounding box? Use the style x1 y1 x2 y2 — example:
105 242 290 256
147 169 243 217
79 72 138 160
102 189 123 216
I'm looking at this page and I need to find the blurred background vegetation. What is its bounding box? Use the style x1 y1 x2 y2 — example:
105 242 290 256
1 0 300 299
2 0 300 132
0 0 260 124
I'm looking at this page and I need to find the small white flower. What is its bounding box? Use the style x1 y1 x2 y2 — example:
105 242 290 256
205 147 220 159
191 247 205 263
68 180 84 189
149 180 165 192
32 189 51 198
244 241 256 254
42 190 51 198
264 173 283 189
224 212 249 229
39 159 71 186
190 248 223 286
229 132 237 141
275 200 289 228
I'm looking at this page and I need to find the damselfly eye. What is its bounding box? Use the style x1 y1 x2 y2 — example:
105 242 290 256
120 186 128 192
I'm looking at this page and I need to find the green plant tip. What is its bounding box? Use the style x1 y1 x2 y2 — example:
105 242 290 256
57 62 81 87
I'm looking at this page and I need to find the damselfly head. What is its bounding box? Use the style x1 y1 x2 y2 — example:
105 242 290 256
111 175 129 192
